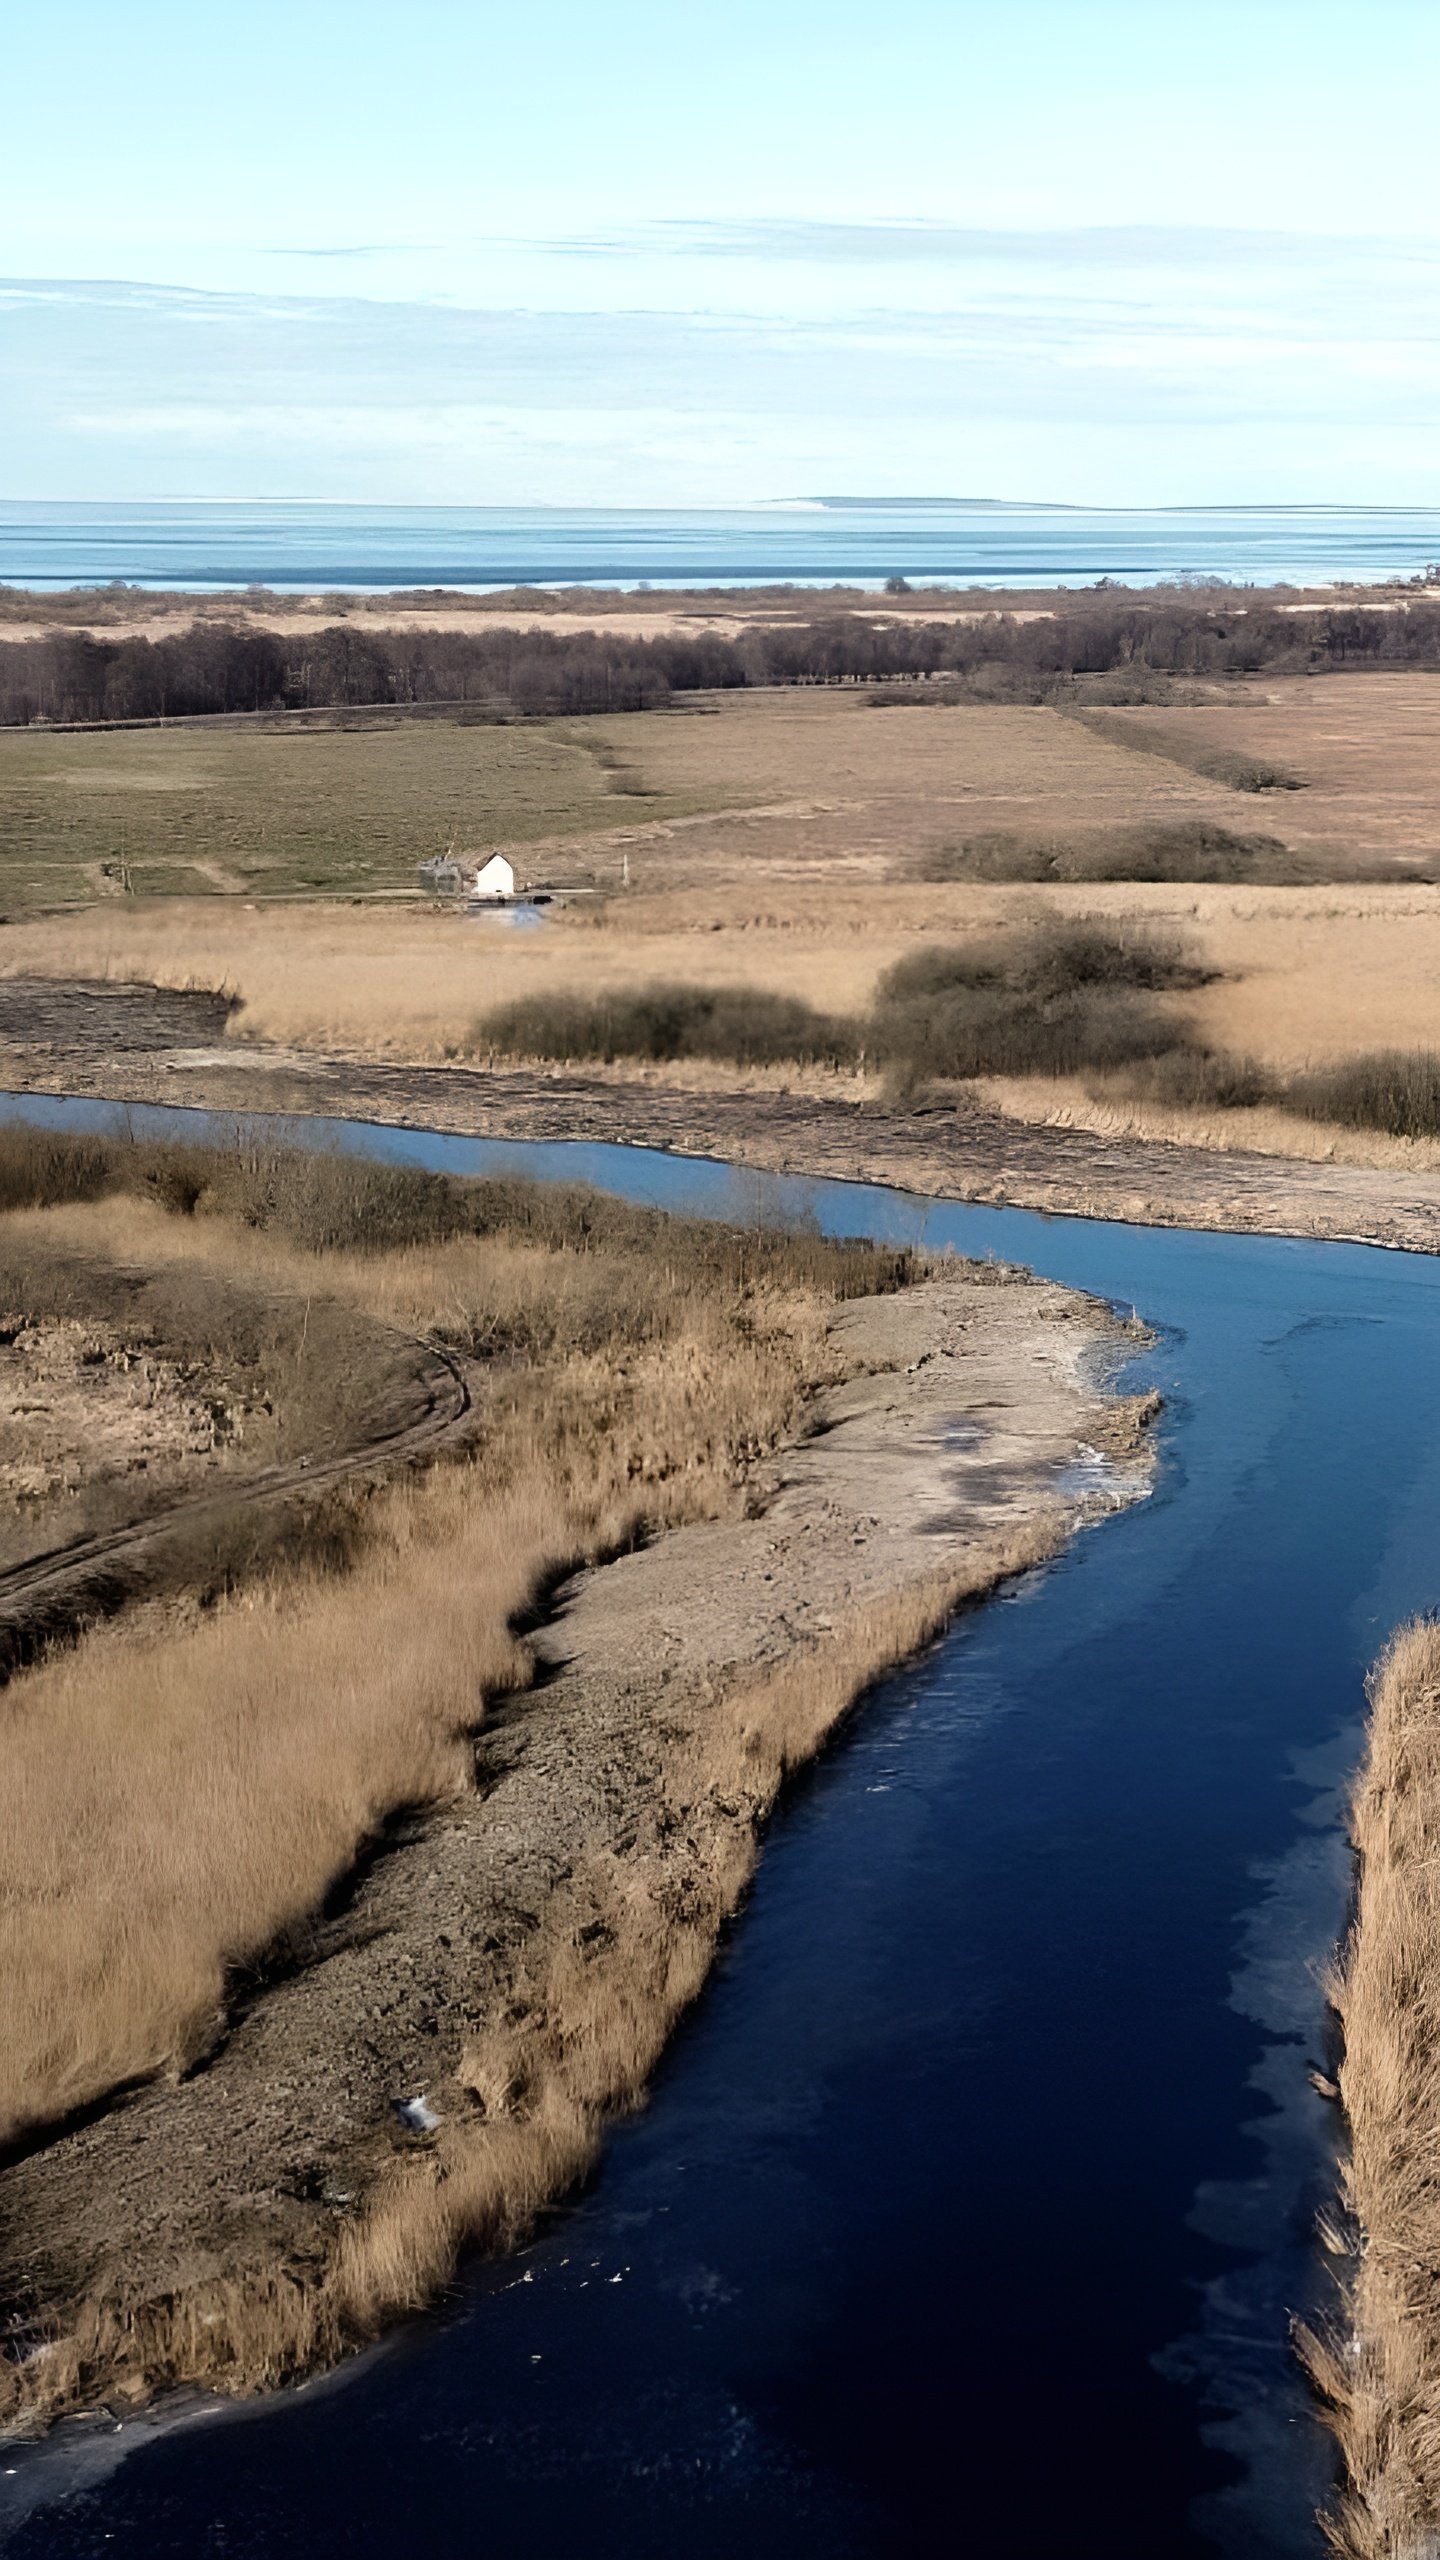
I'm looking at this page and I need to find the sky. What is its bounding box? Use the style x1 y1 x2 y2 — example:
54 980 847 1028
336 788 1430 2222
4 0 1440 506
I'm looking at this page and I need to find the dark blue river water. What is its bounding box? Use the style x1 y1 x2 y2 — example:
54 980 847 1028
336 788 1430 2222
2 1093 1438 2558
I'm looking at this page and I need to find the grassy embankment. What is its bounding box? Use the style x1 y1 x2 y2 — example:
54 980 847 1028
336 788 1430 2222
29 1536 1057 2428
0 1126 1076 2421
1301 1620 1440 2558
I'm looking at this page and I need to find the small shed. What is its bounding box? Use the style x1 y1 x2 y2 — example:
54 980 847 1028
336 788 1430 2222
465 854 516 903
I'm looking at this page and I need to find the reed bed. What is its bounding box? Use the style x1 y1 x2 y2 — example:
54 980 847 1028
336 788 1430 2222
0 1134 911 2160
1288 1054 1440 1144
474 919 1212 1089
979 1079 1440 1173
907 818 1302 885
8 1518 1064 2421
1301 1619 1440 2557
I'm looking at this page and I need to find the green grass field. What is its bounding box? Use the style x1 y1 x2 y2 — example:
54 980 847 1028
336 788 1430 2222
0 716 726 913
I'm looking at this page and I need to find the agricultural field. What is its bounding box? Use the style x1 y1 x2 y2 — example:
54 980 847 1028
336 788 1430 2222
4 674 1440 1166
0 713 739 913
4 674 1440 923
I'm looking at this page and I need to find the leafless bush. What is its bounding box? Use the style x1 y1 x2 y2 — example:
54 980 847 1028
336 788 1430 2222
870 918 1210 1084
0 1128 111 1212
471 920 1212 1092
1284 1050 1440 1140
911 819 1295 885
1089 1049 1274 1111
475 983 861 1072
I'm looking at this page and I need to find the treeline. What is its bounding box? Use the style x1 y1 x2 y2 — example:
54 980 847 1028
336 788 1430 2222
5 599 1440 727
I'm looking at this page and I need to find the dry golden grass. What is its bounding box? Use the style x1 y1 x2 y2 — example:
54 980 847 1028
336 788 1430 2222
977 1078 1440 1174
1300 1618 1440 2557
5 680 1440 1171
4 1191 736 1355
1088 678 1440 876
0 1127 1094 2428
0 1165 875 2165
0 1473 535 2147
0 898 910 1052
8 1516 1064 2422
8 880 1440 1079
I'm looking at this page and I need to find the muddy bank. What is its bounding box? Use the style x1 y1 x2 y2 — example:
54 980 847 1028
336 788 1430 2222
0 1263 1149 2424
3 995 1437 1251
0 980 235 1056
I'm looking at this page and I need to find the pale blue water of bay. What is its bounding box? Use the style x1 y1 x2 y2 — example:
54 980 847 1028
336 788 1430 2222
4 499 1440 592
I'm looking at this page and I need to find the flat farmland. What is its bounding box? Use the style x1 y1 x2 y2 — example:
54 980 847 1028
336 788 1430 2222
567 691 1255 894
0 717 738 913
3 679 1440 1166
6 677 1439 916
1072 675 1440 874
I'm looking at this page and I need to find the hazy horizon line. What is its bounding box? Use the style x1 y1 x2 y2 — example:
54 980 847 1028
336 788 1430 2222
6 494 1440 517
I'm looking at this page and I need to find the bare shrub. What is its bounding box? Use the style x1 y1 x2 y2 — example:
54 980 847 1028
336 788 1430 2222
868 669 1197 710
474 983 860 1071
207 1146 469 1253
468 920 1211 1091
870 918 1210 1084
0 1128 111 1212
1089 1048 1274 1111
1284 1050 1440 1141
911 819 1294 886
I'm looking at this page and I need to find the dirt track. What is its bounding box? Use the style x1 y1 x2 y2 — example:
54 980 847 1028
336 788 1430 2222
0 1329 472 1658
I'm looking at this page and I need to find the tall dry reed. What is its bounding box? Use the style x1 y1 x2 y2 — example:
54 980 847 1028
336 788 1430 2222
0 1293 836 2153
7 1519 1065 2421
0 1148 905 2158
1300 1618 1440 2557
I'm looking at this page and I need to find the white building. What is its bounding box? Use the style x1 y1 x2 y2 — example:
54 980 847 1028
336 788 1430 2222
465 854 516 903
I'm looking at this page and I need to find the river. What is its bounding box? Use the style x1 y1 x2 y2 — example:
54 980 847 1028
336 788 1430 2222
3 1093 1439 2558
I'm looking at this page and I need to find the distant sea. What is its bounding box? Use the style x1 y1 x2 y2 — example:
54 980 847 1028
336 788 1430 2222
4 499 1440 593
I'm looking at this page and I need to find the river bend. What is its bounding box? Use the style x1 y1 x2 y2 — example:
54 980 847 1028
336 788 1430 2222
2 1092 1437 2558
